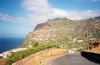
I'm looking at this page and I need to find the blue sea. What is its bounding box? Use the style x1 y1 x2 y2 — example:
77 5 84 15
0 37 25 53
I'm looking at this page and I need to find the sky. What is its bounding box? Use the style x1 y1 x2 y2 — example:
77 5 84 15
0 0 100 38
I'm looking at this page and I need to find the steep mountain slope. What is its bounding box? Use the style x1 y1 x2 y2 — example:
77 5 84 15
22 17 100 50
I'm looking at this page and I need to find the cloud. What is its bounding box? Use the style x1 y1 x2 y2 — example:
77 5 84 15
0 13 26 24
52 9 100 20
0 0 100 25
21 0 100 24
22 0 53 24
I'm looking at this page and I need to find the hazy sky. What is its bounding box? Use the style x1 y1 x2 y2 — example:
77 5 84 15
0 0 100 37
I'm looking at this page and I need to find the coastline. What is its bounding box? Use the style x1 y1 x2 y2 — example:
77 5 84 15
0 48 28 58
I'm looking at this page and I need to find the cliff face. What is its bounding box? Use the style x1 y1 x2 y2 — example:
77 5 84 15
22 17 100 49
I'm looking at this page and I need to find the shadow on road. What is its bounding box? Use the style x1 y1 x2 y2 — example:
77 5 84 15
81 51 100 64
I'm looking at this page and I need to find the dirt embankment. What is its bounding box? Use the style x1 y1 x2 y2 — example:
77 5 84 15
0 58 9 65
86 46 100 54
13 48 67 65
86 42 100 54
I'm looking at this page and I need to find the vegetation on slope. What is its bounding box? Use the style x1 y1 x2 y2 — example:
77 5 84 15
6 43 59 65
13 48 67 65
22 17 100 51
0 56 3 59
6 17 100 65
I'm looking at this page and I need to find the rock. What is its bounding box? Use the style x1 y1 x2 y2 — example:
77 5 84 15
28 45 32 48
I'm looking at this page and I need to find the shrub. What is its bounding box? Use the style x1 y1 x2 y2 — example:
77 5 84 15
0 56 3 59
6 43 59 65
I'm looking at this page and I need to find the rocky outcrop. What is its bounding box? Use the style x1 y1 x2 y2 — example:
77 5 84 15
87 42 100 50
34 22 50 31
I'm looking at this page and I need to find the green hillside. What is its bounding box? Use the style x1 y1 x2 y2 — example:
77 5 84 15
21 17 100 50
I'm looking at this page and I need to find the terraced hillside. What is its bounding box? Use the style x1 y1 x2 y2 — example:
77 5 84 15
22 17 100 50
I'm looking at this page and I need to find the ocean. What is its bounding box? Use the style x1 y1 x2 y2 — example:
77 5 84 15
0 37 25 53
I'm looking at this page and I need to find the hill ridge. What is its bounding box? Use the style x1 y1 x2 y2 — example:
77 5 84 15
22 16 100 50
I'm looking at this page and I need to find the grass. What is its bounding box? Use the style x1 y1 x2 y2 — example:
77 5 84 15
0 56 3 59
6 43 59 65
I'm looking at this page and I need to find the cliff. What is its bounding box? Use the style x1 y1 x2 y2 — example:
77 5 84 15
22 17 100 50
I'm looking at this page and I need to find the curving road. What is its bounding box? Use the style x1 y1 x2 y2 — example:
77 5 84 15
46 53 100 65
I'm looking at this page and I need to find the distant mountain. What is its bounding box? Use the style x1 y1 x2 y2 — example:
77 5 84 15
21 16 100 50
87 16 100 21
94 16 100 20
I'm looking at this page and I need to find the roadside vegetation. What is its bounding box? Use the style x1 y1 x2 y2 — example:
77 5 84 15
0 56 3 59
6 43 59 65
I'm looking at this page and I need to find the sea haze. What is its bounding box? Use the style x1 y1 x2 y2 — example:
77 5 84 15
0 37 25 53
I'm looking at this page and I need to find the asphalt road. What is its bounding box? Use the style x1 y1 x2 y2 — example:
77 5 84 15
46 54 100 65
